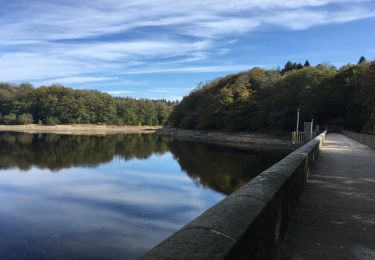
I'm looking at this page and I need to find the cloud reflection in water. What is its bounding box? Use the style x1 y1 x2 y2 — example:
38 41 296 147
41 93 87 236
0 132 286 259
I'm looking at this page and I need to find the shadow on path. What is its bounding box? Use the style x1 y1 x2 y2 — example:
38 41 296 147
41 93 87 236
278 133 375 260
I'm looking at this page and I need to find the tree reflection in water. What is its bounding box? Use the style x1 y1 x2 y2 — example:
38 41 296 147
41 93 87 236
0 132 286 195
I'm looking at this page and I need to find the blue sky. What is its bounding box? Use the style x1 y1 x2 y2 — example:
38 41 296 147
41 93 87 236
0 0 374 100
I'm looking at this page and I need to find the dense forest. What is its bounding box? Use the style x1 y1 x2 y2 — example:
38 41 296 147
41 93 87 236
1 58 374 133
168 58 375 134
0 83 175 125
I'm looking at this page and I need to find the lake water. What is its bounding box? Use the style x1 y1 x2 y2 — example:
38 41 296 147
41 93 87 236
0 132 287 259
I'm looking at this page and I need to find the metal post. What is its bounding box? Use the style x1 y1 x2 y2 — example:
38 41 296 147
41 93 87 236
310 119 314 140
296 108 300 134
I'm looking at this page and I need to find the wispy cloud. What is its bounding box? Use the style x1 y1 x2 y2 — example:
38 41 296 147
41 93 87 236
62 40 213 61
117 64 254 75
35 76 117 86
1 0 372 41
264 7 375 30
106 90 136 96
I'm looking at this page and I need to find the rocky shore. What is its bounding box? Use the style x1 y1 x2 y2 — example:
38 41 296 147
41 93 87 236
156 128 297 151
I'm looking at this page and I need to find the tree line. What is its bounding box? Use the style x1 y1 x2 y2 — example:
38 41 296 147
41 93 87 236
0 83 175 125
167 57 375 134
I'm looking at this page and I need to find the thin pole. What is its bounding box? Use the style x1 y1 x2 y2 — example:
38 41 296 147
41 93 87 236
296 108 300 134
310 119 314 140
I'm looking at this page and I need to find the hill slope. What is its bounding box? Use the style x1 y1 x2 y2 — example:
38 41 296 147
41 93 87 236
167 61 375 134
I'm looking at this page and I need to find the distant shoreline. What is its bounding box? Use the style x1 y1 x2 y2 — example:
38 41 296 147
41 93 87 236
0 124 161 135
156 128 297 151
0 125 297 150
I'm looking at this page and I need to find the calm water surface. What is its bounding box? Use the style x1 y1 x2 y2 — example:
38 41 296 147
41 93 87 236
0 132 287 259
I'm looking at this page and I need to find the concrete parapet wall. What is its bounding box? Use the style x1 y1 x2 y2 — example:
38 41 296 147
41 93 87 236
142 131 327 260
342 130 375 149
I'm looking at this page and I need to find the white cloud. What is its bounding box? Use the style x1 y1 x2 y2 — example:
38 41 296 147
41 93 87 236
118 64 254 74
35 76 117 85
263 7 375 30
106 90 136 95
1 0 371 41
61 40 212 61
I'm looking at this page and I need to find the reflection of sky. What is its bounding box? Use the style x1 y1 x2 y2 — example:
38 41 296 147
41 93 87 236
0 153 224 259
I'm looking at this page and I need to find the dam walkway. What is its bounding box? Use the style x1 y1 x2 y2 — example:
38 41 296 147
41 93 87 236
278 133 375 260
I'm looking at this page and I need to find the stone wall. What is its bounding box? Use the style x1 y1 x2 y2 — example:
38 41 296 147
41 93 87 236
342 130 375 149
141 131 327 260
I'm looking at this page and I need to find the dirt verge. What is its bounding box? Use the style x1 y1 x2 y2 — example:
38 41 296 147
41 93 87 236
0 124 161 135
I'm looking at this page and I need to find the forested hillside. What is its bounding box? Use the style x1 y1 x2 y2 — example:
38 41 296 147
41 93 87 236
168 59 375 134
0 84 174 125
2 59 374 131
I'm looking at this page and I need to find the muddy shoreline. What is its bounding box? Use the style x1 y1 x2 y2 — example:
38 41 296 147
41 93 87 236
0 124 161 135
0 125 297 151
156 128 297 151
